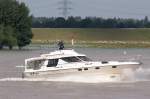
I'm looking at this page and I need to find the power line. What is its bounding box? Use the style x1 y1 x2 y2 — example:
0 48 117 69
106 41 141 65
58 0 72 19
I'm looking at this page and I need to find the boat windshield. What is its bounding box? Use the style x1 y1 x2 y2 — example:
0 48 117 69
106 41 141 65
77 56 92 61
61 57 81 62
26 60 45 70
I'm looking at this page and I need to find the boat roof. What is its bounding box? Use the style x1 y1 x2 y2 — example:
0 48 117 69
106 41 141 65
26 49 86 61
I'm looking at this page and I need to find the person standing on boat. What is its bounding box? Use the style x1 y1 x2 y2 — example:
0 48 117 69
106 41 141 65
57 40 64 50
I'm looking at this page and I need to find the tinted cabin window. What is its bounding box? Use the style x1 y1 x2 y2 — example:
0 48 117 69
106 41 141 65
78 56 92 61
62 57 81 63
102 61 108 64
47 59 58 67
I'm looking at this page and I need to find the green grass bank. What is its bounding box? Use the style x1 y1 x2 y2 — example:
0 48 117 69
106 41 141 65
32 28 150 48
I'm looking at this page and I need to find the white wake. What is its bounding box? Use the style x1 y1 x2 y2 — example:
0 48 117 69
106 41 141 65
0 67 150 83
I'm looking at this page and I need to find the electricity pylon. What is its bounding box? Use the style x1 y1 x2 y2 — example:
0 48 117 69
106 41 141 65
58 0 72 19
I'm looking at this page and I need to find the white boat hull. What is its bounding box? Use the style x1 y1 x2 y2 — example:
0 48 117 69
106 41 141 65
23 64 140 78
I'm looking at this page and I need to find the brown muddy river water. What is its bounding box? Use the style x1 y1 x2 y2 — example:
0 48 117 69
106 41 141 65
0 48 150 99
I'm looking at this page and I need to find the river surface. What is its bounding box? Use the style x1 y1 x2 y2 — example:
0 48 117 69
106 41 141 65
0 48 150 99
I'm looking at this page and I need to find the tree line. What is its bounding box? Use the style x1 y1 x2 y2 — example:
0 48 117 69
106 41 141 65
32 16 150 28
0 0 33 50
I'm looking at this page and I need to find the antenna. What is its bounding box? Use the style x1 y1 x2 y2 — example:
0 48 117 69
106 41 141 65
58 0 72 19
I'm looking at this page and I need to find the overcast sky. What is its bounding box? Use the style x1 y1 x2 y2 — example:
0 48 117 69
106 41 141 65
18 0 150 19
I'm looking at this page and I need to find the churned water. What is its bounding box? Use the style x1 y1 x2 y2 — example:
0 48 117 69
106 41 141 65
0 48 150 99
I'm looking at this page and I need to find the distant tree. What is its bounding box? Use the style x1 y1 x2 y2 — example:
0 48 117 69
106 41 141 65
144 16 149 23
90 17 104 28
66 16 78 28
143 16 150 27
0 0 33 49
103 18 117 28
46 18 55 28
55 17 66 28
80 17 93 28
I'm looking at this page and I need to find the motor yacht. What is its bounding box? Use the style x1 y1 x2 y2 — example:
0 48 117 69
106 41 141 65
23 49 141 78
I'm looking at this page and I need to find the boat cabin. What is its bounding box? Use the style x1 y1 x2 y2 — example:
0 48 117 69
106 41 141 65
25 50 92 71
